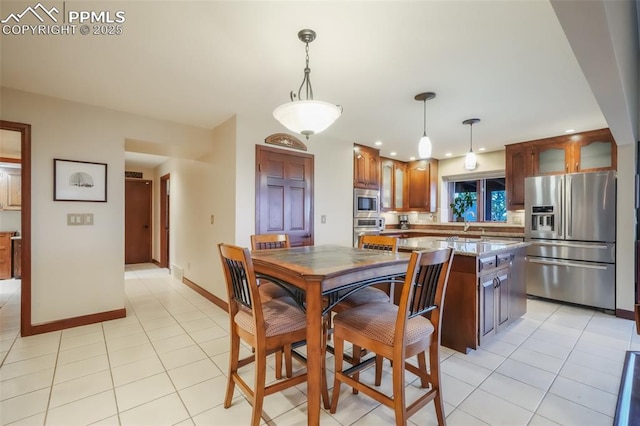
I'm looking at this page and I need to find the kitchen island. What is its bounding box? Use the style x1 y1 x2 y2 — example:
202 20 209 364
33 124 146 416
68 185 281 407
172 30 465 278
397 236 529 353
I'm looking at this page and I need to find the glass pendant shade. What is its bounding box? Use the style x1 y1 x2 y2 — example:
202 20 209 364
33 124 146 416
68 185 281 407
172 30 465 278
418 135 432 159
273 100 342 137
465 151 477 170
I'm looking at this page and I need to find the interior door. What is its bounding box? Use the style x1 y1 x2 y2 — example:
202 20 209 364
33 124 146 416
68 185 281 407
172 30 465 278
125 179 152 264
256 145 314 247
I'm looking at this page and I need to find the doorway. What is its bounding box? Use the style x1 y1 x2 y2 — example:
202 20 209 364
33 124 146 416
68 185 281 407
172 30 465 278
255 145 314 247
0 120 32 336
125 179 152 264
160 173 170 268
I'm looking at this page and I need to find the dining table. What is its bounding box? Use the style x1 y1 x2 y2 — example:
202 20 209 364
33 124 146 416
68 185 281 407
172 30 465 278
251 244 411 426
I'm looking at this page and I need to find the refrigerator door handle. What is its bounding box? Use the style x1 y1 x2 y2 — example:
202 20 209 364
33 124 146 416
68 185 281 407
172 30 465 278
565 175 572 238
531 241 609 250
558 176 563 238
528 258 608 270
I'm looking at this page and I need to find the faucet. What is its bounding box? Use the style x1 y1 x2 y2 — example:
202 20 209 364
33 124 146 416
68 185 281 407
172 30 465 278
463 211 475 232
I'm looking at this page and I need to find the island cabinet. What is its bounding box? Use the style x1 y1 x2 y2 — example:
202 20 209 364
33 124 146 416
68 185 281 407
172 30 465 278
380 158 406 211
353 144 380 190
505 128 616 211
406 159 438 212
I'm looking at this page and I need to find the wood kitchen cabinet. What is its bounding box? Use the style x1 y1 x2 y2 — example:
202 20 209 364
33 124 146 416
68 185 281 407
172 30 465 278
406 159 438 212
478 254 511 345
12 238 21 279
380 158 406 211
0 167 21 211
0 232 15 279
353 144 380 190
505 128 616 211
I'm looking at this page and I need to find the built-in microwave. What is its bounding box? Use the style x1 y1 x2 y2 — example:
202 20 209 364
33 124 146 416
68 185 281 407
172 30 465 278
354 188 380 217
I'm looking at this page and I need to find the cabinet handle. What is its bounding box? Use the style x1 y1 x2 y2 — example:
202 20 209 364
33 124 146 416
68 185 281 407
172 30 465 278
566 163 569 172
576 162 579 170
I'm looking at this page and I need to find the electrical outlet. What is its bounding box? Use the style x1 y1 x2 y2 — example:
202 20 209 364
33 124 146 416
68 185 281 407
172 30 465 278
321 215 326 224
84 213 94 225
210 214 214 224
513 216 522 225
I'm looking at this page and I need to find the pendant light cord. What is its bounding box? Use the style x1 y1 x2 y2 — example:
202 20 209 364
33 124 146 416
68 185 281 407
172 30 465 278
422 99 427 137
469 122 473 152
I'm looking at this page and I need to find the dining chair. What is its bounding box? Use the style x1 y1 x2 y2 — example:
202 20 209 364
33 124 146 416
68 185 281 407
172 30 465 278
218 243 309 426
330 247 455 426
250 234 291 301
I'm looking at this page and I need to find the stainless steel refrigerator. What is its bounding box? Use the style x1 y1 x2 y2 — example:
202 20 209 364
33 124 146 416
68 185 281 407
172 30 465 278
525 171 616 310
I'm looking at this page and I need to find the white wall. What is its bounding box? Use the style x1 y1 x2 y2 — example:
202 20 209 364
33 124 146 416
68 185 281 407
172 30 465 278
616 143 635 312
0 211 21 232
0 87 212 324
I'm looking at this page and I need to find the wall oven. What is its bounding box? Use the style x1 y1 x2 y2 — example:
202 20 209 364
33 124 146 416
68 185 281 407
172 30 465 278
354 188 380 218
353 217 385 247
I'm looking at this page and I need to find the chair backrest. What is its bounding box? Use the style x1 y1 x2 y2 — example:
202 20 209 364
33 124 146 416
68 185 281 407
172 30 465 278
218 243 264 327
358 235 398 252
250 234 290 251
396 248 454 344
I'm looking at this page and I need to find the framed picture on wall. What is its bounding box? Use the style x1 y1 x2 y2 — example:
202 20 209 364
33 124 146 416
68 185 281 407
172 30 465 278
54 158 107 202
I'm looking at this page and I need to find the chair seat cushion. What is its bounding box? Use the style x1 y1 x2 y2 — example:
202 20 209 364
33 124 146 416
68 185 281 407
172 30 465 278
258 280 289 301
333 302 434 346
338 287 390 308
236 297 306 337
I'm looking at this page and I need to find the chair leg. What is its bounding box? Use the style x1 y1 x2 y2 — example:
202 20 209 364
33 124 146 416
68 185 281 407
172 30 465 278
351 344 361 394
284 344 293 378
429 344 446 425
375 354 384 386
416 351 429 388
392 356 407 426
275 349 283 380
329 335 345 414
251 347 267 426
321 316 331 409
224 330 240 408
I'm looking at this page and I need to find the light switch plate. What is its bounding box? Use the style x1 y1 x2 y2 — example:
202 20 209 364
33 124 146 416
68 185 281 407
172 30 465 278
84 213 94 225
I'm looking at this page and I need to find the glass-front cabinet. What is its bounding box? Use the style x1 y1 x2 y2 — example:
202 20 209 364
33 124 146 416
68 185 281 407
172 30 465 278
380 158 405 211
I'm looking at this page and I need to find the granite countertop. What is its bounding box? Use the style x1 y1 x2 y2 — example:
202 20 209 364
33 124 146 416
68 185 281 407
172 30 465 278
398 236 529 257
381 228 525 239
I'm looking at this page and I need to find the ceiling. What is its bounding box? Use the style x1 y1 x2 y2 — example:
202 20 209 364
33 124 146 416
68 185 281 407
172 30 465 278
0 1 625 162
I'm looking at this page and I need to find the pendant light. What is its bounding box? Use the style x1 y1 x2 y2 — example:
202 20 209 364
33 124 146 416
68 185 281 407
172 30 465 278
463 118 480 170
273 29 342 139
415 92 435 159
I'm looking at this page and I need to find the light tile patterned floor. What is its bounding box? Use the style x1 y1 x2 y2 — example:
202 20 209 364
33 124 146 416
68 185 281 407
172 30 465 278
1 264 639 425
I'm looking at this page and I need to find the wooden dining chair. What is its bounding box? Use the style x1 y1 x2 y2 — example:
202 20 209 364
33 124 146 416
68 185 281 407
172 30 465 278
218 243 309 426
250 234 291 301
330 247 455 426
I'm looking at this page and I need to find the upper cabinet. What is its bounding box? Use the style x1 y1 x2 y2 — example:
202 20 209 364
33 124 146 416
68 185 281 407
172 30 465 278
353 144 380 190
505 128 616 211
380 158 406 211
532 128 617 175
0 167 21 211
406 159 438 212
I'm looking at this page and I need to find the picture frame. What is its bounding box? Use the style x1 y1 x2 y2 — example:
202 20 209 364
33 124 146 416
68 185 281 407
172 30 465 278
54 158 107 202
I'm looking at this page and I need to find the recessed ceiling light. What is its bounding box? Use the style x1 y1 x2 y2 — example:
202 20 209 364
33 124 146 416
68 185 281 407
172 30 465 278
390 151 397 156
374 141 382 146
445 153 452 157
478 147 486 152
565 129 576 133
409 156 416 161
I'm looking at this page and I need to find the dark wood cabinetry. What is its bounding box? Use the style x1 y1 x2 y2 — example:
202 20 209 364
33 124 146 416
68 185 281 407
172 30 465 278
0 232 15 279
13 238 21 279
505 128 616 211
478 253 511 345
353 144 380 190
406 159 438 212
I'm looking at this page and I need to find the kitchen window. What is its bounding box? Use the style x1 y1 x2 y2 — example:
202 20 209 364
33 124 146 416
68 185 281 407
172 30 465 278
448 177 506 223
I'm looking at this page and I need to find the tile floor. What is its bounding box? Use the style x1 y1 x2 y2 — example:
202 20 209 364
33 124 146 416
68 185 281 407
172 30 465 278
1 264 639 425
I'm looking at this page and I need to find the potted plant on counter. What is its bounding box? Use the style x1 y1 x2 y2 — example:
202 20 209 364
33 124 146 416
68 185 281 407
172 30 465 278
450 192 474 222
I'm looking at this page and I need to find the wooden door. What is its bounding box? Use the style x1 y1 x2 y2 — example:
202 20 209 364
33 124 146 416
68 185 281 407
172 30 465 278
160 174 170 268
125 179 152 264
256 146 313 247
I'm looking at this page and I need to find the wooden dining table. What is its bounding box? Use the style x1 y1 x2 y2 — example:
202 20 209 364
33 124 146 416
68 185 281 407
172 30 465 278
251 244 410 426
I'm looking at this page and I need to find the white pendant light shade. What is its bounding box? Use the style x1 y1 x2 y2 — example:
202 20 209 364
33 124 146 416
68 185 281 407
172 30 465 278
273 100 342 137
273 29 341 139
465 151 477 170
418 135 432 159
463 118 480 171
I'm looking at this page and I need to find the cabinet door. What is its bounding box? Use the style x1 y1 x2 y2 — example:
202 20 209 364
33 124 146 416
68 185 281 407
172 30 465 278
534 141 570 175
367 153 380 189
406 159 437 212
4 170 21 210
575 131 617 172
394 162 405 210
505 144 532 211
0 234 11 279
353 145 380 189
496 268 510 328
381 160 393 210
478 273 496 344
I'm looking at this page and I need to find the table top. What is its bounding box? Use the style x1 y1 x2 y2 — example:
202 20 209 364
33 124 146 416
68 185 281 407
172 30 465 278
251 244 410 277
